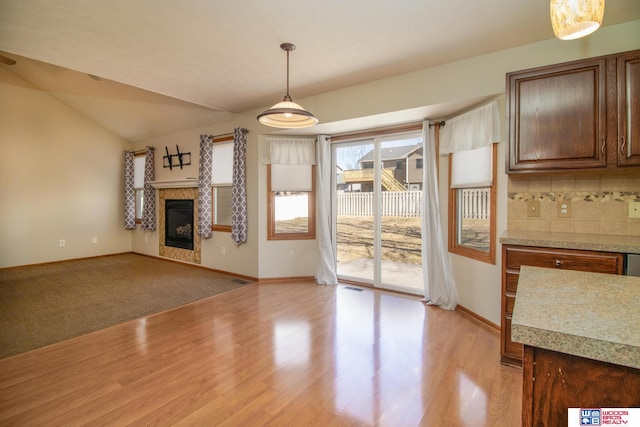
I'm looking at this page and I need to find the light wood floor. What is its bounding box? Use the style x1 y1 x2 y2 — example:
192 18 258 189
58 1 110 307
0 282 522 426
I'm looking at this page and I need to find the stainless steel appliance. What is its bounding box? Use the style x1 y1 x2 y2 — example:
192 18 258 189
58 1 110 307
626 254 640 277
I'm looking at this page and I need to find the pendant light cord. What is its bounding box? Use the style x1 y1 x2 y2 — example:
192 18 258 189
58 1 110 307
284 46 292 102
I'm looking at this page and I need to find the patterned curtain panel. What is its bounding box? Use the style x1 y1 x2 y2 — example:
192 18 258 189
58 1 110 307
124 151 136 230
140 146 156 231
198 134 214 239
231 128 248 245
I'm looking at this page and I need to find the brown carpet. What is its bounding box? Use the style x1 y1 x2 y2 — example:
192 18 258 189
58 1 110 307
0 253 253 359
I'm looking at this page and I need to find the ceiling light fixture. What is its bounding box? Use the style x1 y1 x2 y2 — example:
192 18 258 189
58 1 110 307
257 43 318 129
550 0 605 40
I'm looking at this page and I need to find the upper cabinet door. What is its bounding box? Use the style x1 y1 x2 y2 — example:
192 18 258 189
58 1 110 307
618 51 640 166
507 58 608 173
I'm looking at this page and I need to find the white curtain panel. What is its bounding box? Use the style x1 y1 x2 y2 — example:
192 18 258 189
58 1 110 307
123 151 136 230
315 135 338 285
421 122 458 309
140 146 156 231
439 100 501 154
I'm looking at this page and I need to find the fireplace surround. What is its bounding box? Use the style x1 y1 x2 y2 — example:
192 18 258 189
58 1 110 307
158 187 201 264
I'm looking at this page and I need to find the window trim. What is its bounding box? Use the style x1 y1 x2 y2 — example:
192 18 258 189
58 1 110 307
133 150 146 224
267 164 316 240
211 135 234 233
447 143 497 264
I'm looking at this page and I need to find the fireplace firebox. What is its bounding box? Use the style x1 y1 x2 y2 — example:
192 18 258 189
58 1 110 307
165 199 194 250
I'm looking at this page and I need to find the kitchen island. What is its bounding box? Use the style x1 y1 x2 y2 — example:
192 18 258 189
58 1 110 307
512 266 640 427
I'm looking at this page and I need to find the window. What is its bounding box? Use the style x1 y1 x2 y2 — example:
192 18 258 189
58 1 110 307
267 164 316 240
133 153 145 222
264 137 316 240
211 137 234 232
416 158 423 169
448 143 496 264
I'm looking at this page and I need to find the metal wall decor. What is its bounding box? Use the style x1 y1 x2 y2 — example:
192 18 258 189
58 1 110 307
163 145 191 170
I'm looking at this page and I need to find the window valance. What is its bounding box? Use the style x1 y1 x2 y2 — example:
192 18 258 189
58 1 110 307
262 137 316 165
440 100 501 154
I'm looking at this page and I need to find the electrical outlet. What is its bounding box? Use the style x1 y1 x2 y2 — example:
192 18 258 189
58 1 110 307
92 236 98 244
630 201 640 219
557 200 572 218
59 239 65 247
527 200 540 217
221 246 226 255
288 250 294 260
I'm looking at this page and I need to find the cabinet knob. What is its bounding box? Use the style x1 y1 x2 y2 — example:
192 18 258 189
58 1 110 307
601 138 606 156
621 137 627 155
554 260 563 267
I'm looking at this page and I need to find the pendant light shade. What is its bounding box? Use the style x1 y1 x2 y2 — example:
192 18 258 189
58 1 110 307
257 43 318 129
550 0 605 40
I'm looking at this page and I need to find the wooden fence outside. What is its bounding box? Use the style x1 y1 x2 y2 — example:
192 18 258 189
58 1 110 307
459 188 489 220
336 188 488 219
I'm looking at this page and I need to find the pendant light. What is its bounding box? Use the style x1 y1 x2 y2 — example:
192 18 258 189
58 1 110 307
550 0 605 40
257 43 318 129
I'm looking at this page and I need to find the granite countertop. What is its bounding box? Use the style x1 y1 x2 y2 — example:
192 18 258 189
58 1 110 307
511 266 640 369
500 230 640 254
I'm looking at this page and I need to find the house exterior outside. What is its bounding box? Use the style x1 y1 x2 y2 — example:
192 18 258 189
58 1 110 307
342 144 424 192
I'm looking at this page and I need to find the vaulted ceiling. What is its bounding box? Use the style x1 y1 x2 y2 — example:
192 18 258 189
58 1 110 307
1 0 639 141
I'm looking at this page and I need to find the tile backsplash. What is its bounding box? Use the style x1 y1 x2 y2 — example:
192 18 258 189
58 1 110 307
507 170 640 237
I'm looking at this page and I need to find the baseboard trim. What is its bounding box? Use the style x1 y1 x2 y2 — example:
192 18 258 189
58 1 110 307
134 252 258 283
0 252 131 271
3 256 500 332
257 276 316 284
456 304 500 333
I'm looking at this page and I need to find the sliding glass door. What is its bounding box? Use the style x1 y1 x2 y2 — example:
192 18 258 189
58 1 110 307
334 133 424 294
335 141 375 283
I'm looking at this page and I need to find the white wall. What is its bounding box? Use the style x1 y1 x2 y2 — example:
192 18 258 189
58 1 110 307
255 135 319 279
130 20 639 321
130 119 261 278
245 21 640 323
7 21 635 324
0 67 132 267
438 119 508 326
130 120 320 280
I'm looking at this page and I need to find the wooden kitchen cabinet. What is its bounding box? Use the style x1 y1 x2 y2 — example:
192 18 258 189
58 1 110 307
500 245 624 367
506 49 640 173
618 51 640 166
522 346 640 427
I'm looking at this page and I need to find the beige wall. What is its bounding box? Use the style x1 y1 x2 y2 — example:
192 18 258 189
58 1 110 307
0 67 132 268
437 98 508 328
130 120 261 279
245 21 638 325
3 20 638 324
